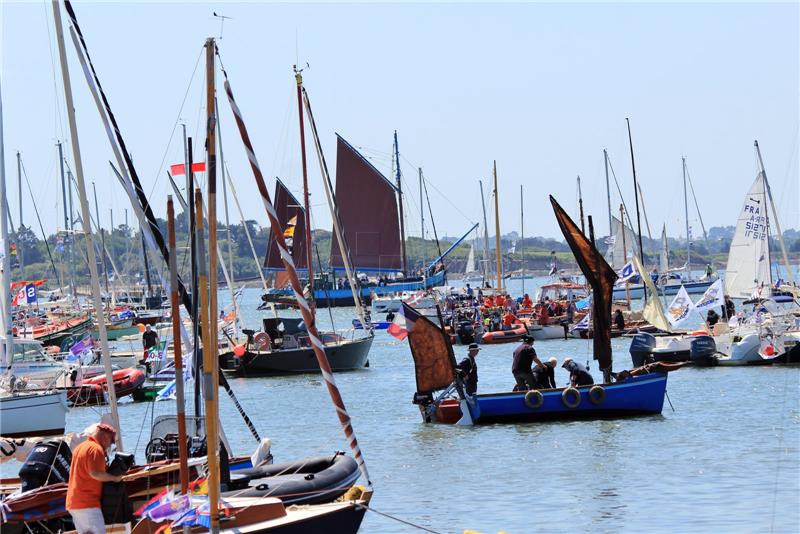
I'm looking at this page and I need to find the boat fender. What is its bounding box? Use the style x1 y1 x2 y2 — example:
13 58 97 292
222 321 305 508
588 385 606 405
256 483 269 491
523 390 544 409
561 387 581 408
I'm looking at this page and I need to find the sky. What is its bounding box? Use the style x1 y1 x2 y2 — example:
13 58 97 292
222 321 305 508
1 1 798 244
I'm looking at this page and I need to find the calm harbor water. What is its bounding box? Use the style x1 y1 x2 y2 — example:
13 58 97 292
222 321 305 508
4 277 799 533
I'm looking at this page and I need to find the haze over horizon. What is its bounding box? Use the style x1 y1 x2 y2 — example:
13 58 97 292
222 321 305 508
2 1 798 243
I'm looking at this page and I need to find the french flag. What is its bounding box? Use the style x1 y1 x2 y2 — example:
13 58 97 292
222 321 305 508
387 303 420 340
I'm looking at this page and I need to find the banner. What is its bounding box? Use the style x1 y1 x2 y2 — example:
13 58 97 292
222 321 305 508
616 262 636 283
666 286 694 328
694 279 725 313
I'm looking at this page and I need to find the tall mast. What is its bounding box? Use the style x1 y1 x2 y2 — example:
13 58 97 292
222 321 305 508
682 156 690 273
203 37 221 533
604 149 612 236
92 182 109 293
52 0 122 447
419 167 425 277
67 170 75 295
577 175 585 234
620 204 631 307
626 118 646 304
0 75 12 370
394 131 407 276
15 151 22 272
520 184 524 294
479 180 490 285
755 140 795 287
57 141 70 296
141 230 152 294
493 160 502 291
294 67 314 304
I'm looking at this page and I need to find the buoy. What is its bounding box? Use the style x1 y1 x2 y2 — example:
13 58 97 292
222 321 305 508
763 344 775 356
233 344 246 357
137 323 146 333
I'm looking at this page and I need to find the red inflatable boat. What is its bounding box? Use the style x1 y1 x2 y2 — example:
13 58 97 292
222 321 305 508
67 368 145 406
481 324 527 344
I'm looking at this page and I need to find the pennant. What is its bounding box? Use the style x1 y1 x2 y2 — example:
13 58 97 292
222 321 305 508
666 286 694 328
169 162 206 176
616 262 636 283
693 279 725 313
147 493 192 523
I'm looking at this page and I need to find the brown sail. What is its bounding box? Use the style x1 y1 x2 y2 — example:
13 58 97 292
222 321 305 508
330 135 402 271
264 178 307 270
550 195 618 370
402 303 457 394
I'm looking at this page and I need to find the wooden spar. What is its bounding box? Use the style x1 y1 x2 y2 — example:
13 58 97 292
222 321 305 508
577 175 585 234
167 197 189 495
620 203 631 307
493 161 502 291
221 65 371 486
0 76 11 370
756 140 795 286
52 0 122 448
479 180 490 285
204 38 221 532
626 118 647 305
394 131 407 276
300 85 370 327
294 68 314 303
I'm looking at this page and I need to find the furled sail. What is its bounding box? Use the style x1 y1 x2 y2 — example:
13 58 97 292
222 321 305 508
264 178 307 271
606 216 641 270
330 135 402 272
724 172 771 299
465 243 476 274
403 303 457 394
551 196 618 370
659 224 669 274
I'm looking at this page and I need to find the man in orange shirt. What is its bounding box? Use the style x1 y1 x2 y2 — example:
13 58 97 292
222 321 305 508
66 423 123 533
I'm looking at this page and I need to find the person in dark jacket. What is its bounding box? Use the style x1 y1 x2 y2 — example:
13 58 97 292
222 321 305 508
723 295 735 320
512 335 541 391
613 309 625 331
532 357 557 389
706 309 720 326
562 357 594 387
456 343 480 396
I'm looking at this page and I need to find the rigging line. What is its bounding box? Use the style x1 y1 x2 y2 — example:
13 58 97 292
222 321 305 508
606 154 636 232
398 154 476 226
146 46 205 201
42 0 65 142
359 505 444 534
20 158 62 287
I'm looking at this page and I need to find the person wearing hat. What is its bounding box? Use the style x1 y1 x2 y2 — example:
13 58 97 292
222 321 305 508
512 335 541 391
66 422 123 533
561 357 594 387
532 356 558 389
455 343 480 395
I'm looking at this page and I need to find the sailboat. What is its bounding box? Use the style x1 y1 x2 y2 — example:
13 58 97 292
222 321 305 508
406 196 678 425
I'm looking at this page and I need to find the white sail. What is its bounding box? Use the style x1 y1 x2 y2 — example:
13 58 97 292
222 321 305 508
660 224 669 274
465 243 476 274
605 216 641 270
724 172 771 299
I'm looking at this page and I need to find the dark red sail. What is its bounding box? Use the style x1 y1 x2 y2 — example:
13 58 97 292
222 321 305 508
330 135 402 271
550 195 618 370
264 178 307 270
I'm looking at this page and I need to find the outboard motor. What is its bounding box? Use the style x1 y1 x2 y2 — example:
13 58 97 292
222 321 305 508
18 440 72 492
690 335 718 367
456 321 475 345
629 332 657 367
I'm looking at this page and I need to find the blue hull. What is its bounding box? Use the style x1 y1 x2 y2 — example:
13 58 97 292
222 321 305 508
464 372 667 424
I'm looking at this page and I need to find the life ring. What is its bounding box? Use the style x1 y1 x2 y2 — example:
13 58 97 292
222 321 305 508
254 332 271 351
588 385 606 405
524 390 544 409
561 387 581 408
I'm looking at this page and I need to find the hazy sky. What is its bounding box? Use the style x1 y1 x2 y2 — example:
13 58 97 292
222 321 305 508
1 1 798 244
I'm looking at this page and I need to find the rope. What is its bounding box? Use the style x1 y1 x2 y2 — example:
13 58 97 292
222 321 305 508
359 504 444 533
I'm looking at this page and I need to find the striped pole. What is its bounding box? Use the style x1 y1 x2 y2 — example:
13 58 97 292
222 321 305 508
220 61 370 486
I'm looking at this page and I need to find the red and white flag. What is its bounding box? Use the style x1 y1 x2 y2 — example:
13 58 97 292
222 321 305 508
169 162 206 176
387 303 420 340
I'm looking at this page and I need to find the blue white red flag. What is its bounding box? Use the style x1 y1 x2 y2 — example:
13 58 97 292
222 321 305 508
387 303 421 340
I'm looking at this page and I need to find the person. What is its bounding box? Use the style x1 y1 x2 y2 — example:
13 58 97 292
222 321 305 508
466 284 474 298
706 264 713 278
385 311 395 322
66 423 123 534
707 308 720 327
724 295 735 320
566 301 575 324
142 324 158 351
522 293 532 309
477 288 484 303
512 335 541 391
562 357 594 387
455 343 480 395
532 357 557 389
614 309 625 331
539 302 550 326
502 311 517 329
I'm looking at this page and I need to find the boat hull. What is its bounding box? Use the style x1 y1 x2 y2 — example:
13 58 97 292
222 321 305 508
221 336 373 376
462 373 667 424
612 279 713 300
0 391 68 438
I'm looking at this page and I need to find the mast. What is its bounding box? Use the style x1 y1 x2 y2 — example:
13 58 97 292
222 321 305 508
604 149 612 236
577 175 585 234
520 184 524 294
419 167 425 278
92 182 109 293
620 204 631 307
493 161 502 291
67 170 75 295
755 140 795 287
394 131 407 276
52 0 122 448
57 141 70 296
625 118 646 304
15 151 22 272
167 196 189 495
0 74 12 370
141 231 152 295
479 180 490 285
294 67 314 303
682 156 690 274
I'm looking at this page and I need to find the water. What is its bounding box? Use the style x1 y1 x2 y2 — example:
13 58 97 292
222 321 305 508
4 280 799 533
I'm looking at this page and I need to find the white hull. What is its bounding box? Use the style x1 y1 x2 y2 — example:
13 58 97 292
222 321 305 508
0 391 68 438
528 324 566 340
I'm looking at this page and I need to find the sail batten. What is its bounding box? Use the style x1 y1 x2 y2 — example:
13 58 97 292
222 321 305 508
330 135 402 271
264 178 307 271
